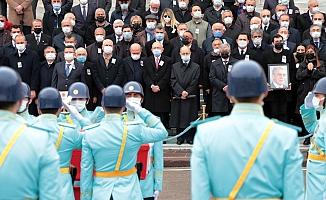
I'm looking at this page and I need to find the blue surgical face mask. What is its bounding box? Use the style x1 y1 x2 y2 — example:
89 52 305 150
120 3 128 10
152 49 161 57
155 33 164 41
213 30 223 38
53 3 61 11
123 32 133 40
77 56 86 63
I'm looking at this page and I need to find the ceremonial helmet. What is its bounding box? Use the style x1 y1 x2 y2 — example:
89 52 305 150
68 82 90 99
313 77 326 94
0 66 23 102
102 85 126 107
38 87 62 109
227 60 267 98
21 82 31 99
123 81 144 96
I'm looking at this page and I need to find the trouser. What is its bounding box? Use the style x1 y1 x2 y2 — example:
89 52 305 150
177 127 196 142
32 0 38 19
269 100 288 122
153 112 169 129
0 1 7 17
293 113 309 137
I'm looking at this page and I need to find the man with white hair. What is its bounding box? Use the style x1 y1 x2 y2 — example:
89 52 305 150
140 0 161 27
250 16 270 44
52 12 85 39
110 0 138 25
302 12 326 41
107 19 125 45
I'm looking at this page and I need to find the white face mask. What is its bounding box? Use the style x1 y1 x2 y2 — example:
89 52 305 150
280 21 289 28
314 20 323 26
16 44 26 51
213 48 220 54
311 31 321 39
179 30 185 37
64 53 74 61
163 16 171 23
312 96 325 111
126 97 141 106
312 7 319 14
280 34 288 41
262 17 270 25
224 17 233 25
179 2 187 9
250 24 259 31
115 27 122 35
80 0 88 5
18 100 29 113
193 11 202 19
253 37 262 46
62 27 71 34
147 22 156 30
65 42 75 47
237 40 247 48
238 0 245 3
103 46 113 54
246 6 255 13
181 55 190 62
0 21 4 29
95 35 104 42
131 54 141 60
70 100 86 112
46 53 56 60
213 0 222 6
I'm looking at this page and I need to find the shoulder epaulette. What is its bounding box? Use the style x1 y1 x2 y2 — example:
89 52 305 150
58 122 78 128
190 116 222 127
271 118 302 132
27 124 54 133
83 123 101 130
124 119 143 125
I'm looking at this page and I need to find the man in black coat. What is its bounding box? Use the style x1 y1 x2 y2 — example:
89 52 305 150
203 1 229 26
170 23 198 49
209 43 238 117
92 39 124 106
140 0 161 27
42 0 66 36
38 47 58 91
231 32 260 62
110 0 138 25
115 0 145 13
43 0 72 13
51 12 85 39
51 45 86 91
260 9 279 35
301 12 326 41
145 24 173 58
143 41 172 128
1 25 22 57
262 34 296 122
222 10 242 43
86 27 105 62
170 46 200 145
26 19 52 62
71 1 96 32
248 28 273 65
303 24 326 61
172 0 192 23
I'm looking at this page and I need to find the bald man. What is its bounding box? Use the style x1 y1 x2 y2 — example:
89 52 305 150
52 13 85 39
92 39 124 106
260 9 279 35
170 46 200 145
123 43 146 86
143 41 172 129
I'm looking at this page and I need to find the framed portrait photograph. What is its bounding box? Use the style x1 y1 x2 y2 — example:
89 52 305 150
267 64 290 90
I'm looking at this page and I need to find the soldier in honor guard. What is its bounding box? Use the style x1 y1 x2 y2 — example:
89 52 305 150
0 66 61 199
80 85 168 200
191 60 304 200
16 82 36 124
32 87 84 200
59 82 104 129
300 77 326 200
123 81 163 200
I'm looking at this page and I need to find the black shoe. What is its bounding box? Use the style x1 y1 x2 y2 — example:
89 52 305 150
177 140 183 145
303 138 311 145
163 141 166 144
187 140 193 145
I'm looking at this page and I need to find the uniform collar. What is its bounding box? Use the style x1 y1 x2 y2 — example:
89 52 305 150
104 113 122 120
37 114 58 121
231 103 264 115
0 110 19 121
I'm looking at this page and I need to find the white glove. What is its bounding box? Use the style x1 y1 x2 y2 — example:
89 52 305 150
126 101 143 114
153 190 160 200
62 99 83 121
304 92 314 109
63 95 72 105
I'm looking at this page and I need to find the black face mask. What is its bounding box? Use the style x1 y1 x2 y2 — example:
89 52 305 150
274 42 283 50
132 23 140 30
221 51 229 59
34 28 42 34
97 16 105 23
295 52 305 62
182 38 190 45
306 52 315 60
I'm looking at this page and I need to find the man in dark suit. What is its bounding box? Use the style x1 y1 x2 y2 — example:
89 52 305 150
231 32 259 62
249 17 271 44
270 3 299 28
106 19 124 46
115 0 145 13
145 24 173 57
110 0 138 25
222 10 242 43
260 9 279 35
7 34 39 115
42 0 66 36
303 24 326 60
1 25 22 57
86 27 105 62
270 14 301 46
202 23 233 55
235 0 260 33
302 12 326 41
140 0 161 27
76 47 97 111
249 28 273 65
277 27 296 52
51 13 85 39
51 45 86 91
26 19 52 62
85 8 113 46
203 0 229 26
123 43 145 86
88 0 112 15
92 39 124 105
0 15 11 51
71 1 96 32
38 46 58 91
209 43 238 117
43 0 72 13
262 34 296 122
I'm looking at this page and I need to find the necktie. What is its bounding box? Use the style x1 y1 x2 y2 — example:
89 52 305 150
66 64 71 77
36 35 40 45
241 50 244 56
315 41 319 48
104 58 109 68
264 26 267 32
117 36 120 43
55 12 59 28
223 61 228 70
82 6 87 21
155 57 159 69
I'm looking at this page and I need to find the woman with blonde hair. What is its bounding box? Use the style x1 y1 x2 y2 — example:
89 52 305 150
160 8 179 40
